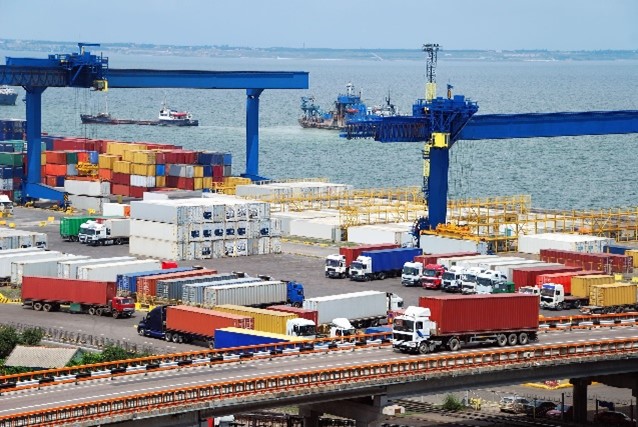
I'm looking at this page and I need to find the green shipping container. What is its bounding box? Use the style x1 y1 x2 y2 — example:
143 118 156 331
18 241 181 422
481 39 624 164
0 152 23 166
59 216 96 240
5 140 25 153
65 151 78 165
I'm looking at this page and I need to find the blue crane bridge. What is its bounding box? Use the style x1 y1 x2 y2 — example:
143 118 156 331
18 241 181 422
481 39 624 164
0 44 309 204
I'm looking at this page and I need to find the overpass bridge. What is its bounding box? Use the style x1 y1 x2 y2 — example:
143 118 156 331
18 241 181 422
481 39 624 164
0 324 638 427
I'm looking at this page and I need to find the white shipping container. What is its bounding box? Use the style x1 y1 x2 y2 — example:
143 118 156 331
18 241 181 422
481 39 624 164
0 247 45 255
271 211 336 235
419 235 488 255
203 281 287 307
11 255 89 285
130 236 186 260
0 178 13 190
289 217 342 242
130 219 188 241
143 190 203 200
130 175 155 188
303 290 389 325
518 233 614 255
347 223 414 246
0 251 62 278
77 259 162 282
68 194 108 213
270 237 282 254
102 203 130 217
480 257 528 270
64 179 110 197
439 255 497 269
57 256 137 279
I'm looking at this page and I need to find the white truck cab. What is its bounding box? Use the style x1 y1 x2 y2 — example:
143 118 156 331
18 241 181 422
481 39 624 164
286 318 317 339
401 261 423 287
441 266 465 292
460 266 485 294
475 270 507 294
0 195 13 215
330 317 357 337
325 254 348 278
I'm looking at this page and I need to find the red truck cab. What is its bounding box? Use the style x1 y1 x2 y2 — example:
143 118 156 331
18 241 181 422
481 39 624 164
421 264 446 289
110 296 136 318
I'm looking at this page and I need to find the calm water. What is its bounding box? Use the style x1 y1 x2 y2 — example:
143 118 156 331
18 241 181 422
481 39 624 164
1 51 637 211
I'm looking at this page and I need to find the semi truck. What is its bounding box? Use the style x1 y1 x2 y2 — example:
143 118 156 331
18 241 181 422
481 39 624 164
392 294 539 354
324 243 399 278
137 305 254 344
59 216 96 242
303 290 403 332
538 274 614 310
213 304 315 337
78 218 130 246
22 276 135 318
401 262 445 287
350 247 422 281
202 280 305 308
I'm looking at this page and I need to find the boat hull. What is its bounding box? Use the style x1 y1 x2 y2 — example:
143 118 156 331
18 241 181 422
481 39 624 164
0 93 18 106
81 115 198 127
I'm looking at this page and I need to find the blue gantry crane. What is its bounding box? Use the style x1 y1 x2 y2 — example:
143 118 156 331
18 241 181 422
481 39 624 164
0 43 308 204
344 43 638 235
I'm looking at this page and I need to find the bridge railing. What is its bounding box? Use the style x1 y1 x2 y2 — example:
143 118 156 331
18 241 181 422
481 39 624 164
1 337 638 427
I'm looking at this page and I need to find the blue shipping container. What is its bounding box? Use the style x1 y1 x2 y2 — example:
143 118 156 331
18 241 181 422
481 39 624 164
603 245 631 255
360 247 422 273
116 267 195 293
214 328 293 349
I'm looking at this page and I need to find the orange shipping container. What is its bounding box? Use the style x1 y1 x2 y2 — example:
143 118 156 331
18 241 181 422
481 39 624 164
45 151 66 165
44 164 67 176
98 168 113 181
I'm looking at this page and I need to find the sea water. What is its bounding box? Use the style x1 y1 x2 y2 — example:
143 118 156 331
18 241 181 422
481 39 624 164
0 51 637 211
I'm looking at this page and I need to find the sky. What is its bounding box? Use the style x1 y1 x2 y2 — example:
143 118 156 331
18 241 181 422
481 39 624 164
2 0 637 51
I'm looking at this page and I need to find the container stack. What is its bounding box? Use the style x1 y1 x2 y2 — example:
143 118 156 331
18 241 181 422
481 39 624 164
129 194 279 261
540 249 633 274
64 178 111 213
235 181 352 199
0 140 25 202
0 228 47 250
518 233 614 255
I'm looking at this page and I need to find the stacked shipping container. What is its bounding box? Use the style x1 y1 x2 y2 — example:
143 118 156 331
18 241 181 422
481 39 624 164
540 249 633 274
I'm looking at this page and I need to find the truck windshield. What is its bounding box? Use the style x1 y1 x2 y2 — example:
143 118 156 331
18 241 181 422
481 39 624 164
392 319 414 332
297 325 317 336
119 298 134 304
350 261 365 270
80 229 95 236
442 272 457 281
540 288 555 297
477 276 493 286
402 266 419 276
462 274 476 282
423 269 438 277
325 259 341 267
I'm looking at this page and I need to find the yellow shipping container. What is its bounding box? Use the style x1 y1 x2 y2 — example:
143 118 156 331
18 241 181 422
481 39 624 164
41 153 46 165
570 274 615 298
589 283 638 307
217 327 308 344
130 163 155 176
193 165 204 178
214 304 297 335
98 154 120 170
626 249 638 268
202 177 213 189
112 161 132 174
155 175 166 187
224 176 251 185
132 150 157 165
193 177 203 190
107 142 147 156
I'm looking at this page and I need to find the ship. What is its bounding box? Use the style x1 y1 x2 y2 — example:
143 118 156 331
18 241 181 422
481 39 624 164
0 86 19 106
299 82 398 130
81 99 198 126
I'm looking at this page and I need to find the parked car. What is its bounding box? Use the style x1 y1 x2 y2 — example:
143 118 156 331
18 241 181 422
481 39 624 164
593 410 635 426
499 396 530 414
545 404 573 421
523 400 557 418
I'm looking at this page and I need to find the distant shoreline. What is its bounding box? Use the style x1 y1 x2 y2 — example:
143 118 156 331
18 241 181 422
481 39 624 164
1 39 636 62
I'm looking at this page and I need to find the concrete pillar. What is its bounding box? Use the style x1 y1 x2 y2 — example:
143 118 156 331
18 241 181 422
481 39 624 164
570 378 591 424
298 407 322 427
301 395 387 427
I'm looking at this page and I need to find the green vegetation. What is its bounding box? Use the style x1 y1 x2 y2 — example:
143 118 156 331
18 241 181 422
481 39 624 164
441 394 464 411
67 344 152 366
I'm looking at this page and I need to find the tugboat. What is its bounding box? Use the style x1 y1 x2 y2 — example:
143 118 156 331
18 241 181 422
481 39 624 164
0 86 18 106
299 82 398 130
157 102 198 126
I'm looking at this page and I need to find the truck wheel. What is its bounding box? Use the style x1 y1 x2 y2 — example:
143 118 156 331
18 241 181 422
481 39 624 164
172 334 181 343
33 302 43 311
377 272 386 280
556 302 563 311
138 328 145 336
616 306 624 313
114 238 122 245
165 333 172 342
418 342 430 354
507 333 518 346
496 334 507 347
112 311 119 319
518 332 529 345
42 303 52 312
96 308 103 316
448 338 461 352
572 300 581 309
88 307 96 315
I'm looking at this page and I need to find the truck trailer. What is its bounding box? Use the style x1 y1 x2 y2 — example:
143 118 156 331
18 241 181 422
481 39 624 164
22 276 135 318
392 294 539 354
78 218 130 246
350 247 422 281
137 305 254 345
324 243 399 279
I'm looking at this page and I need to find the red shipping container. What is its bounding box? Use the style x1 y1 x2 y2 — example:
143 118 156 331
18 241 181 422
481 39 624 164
136 269 217 299
129 186 147 199
111 172 130 185
161 261 179 269
166 306 254 338
415 252 479 266
418 294 539 335
111 183 130 197
44 164 67 176
212 165 224 177
512 265 582 290
163 151 179 164
45 176 57 186
266 305 319 325
339 243 400 267
22 276 116 306
154 151 166 164
535 270 602 293
45 151 67 165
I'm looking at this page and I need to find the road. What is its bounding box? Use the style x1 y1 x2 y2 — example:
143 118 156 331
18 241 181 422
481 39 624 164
0 326 637 418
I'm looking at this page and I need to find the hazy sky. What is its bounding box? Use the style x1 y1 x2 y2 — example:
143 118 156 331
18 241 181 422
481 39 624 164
3 0 636 50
